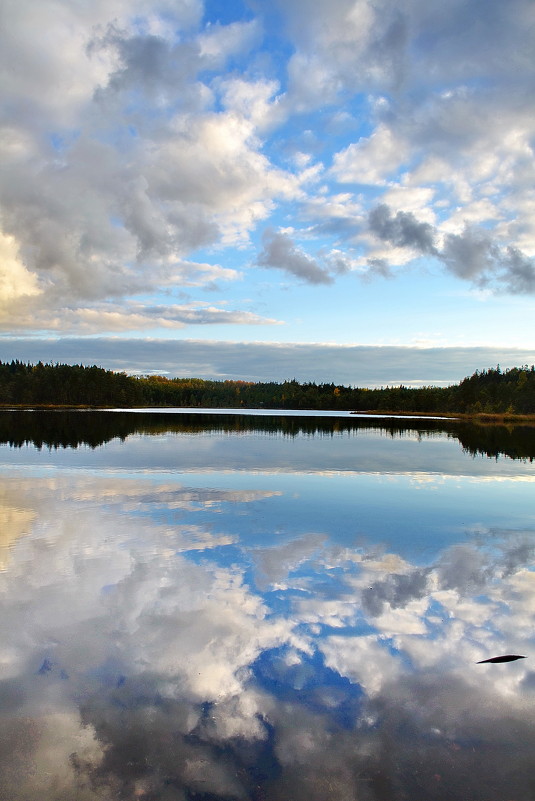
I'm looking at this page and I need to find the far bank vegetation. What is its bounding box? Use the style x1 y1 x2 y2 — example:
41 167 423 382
0 361 534 418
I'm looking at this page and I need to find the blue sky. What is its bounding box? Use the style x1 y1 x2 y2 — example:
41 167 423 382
1 0 534 385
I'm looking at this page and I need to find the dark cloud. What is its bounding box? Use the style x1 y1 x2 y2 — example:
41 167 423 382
369 204 535 293
436 544 493 593
439 228 535 292
76 677 255 800
360 535 535 618
434 534 535 596
257 229 335 284
501 246 535 294
408 0 535 89
91 29 200 102
323 251 354 276
368 204 437 254
496 535 535 579
440 227 498 283
364 258 394 279
362 568 430 616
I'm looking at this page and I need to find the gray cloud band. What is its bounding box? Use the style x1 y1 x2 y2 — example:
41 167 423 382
1 338 534 385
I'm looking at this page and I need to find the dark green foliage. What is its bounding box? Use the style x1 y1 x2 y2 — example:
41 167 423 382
0 361 534 416
0 360 144 407
454 366 535 414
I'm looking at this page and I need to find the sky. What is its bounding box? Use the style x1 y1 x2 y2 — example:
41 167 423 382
1 0 534 386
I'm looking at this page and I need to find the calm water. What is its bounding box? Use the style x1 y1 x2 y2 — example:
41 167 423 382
1 411 535 800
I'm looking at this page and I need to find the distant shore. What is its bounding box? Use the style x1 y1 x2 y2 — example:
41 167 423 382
2 404 535 424
1 363 534 417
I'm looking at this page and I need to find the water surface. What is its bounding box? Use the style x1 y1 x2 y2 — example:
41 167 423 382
1 411 535 800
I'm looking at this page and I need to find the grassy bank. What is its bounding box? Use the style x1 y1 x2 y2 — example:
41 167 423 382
351 410 535 424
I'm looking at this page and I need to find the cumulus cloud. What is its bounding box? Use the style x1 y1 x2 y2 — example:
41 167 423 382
1 0 535 350
256 228 355 285
198 19 261 67
305 0 535 293
279 0 409 108
281 0 535 116
368 204 437 255
497 246 535 294
0 232 41 321
362 567 430 616
0 0 302 333
256 229 336 284
441 226 535 293
436 543 494 593
253 533 327 590
217 76 284 131
369 203 535 292
331 125 410 186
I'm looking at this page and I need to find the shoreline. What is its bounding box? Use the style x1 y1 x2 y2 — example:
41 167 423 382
350 410 535 424
1 404 535 424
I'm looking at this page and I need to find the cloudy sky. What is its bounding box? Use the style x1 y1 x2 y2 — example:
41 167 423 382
1 0 534 384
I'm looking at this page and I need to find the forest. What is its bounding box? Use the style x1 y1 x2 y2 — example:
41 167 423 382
0 360 534 416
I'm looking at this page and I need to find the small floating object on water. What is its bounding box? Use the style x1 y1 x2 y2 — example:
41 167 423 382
476 654 526 664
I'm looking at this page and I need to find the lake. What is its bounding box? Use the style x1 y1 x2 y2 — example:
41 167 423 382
1 410 535 800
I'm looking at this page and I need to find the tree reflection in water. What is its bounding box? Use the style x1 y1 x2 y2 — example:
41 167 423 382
1 409 535 460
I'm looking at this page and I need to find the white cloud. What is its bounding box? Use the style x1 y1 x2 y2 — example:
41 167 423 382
381 185 436 222
0 232 41 309
152 111 299 241
322 635 404 696
198 19 261 65
0 0 302 333
331 125 409 185
252 533 327 590
0 301 280 335
217 76 284 131
1 0 535 353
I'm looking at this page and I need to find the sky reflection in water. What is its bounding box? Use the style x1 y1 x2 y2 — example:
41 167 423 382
1 412 535 800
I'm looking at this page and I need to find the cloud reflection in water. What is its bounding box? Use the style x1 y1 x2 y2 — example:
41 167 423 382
0 432 534 800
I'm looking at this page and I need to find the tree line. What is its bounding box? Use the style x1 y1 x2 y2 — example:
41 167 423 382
0 360 534 415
